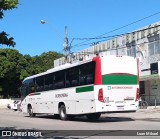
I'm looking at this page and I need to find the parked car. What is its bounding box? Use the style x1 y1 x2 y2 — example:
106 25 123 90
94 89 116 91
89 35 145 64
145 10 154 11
10 100 21 111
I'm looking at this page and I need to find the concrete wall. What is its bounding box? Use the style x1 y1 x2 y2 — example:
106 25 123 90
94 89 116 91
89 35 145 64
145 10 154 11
0 99 12 108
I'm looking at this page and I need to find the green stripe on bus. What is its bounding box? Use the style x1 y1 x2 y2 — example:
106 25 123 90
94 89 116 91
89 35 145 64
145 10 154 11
102 75 137 85
76 86 94 93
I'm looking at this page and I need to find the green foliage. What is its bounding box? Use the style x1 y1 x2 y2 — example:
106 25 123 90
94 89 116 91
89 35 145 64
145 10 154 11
0 0 19 47
0 0 18 18
36 51 63 71
0 31 16 47
0 48 63 98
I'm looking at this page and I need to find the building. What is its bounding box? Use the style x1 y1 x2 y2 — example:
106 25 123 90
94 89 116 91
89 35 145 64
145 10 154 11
54 21 160 105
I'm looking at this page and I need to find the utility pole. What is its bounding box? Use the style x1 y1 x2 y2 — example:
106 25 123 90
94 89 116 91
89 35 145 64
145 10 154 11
64 26 69 62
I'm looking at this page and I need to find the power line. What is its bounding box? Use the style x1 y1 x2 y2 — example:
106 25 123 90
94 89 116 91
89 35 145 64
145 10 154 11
70 27 160 56
70 35 121 40
72 24 160 40
71 24 160 50
71 11 160 48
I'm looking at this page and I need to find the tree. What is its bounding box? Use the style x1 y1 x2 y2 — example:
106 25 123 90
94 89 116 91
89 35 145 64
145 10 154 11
0 31 15 47
0 48 63 98
0 49 26 98
0 0 19 47
39 51 63 71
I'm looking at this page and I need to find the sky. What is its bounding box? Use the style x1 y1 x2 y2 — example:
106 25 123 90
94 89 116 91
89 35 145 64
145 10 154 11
1 0 160 56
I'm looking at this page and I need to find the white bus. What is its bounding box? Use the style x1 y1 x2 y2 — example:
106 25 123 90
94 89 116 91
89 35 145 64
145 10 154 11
21 55 139 120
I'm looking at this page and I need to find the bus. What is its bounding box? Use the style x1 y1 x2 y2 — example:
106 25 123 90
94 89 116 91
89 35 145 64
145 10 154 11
20 55 139 120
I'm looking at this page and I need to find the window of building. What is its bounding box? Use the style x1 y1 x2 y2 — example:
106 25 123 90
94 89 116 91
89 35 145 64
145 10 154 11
140 81 145 95
127 45 136 57
141 30 145 39
126 34 129 43
132 33 135 41
107 41 110 49
103 43 106 50
137 31 139 40
148 35 160 56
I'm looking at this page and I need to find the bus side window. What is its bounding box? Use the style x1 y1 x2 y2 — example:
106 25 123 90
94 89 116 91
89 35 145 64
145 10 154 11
65 80 70 88
86 62 95 84
36 76 44 92
21 82 28 100
79 62 95 85
54 70 65 89
66 67 79 87
79 65 87 85
80 76 85 85
27 78 35 94
44 73 53 91
86 74 93 84
72 80 78 86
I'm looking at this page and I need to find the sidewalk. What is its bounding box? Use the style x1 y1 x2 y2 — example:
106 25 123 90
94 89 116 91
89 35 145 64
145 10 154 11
105 106 160 120
138 105 160 112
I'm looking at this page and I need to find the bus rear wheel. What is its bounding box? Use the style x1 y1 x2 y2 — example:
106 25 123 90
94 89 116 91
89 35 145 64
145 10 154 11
28 105 35 117
59 105 68 120
86 113 101 120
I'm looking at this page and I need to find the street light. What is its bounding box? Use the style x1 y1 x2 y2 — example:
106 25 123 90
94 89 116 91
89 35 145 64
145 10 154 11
40 19 64 41
40 20 70 62
40 20 46 24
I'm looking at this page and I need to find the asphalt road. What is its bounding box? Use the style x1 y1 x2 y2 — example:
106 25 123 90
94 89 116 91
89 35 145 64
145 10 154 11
0 108 160 138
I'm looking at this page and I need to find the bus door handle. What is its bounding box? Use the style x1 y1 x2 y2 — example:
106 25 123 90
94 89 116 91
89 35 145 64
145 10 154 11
91 100 94 102
76 101 79 102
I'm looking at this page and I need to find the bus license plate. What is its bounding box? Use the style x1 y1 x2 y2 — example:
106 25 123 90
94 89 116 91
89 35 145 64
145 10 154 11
117 106 124 110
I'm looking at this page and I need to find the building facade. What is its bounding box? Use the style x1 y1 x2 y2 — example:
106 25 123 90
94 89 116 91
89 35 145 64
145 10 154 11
54 21 160 105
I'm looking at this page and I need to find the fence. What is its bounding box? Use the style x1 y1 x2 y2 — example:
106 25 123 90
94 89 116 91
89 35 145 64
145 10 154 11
140 94 160 108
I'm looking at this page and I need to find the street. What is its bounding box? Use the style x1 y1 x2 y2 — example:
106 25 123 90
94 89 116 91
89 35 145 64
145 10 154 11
0 107 160 138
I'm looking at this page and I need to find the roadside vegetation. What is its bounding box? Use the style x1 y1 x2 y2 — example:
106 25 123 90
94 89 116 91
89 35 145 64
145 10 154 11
0 49 63 98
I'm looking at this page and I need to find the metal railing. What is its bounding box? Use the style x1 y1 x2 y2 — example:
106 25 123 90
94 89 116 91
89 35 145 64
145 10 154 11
139 94 160 109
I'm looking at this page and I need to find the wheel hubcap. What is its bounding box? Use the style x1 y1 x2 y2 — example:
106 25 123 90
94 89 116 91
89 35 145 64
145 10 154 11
61 109 65 117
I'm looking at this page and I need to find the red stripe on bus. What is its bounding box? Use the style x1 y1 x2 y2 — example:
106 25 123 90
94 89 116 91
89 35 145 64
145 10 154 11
92 56 102 85
28 93 34 96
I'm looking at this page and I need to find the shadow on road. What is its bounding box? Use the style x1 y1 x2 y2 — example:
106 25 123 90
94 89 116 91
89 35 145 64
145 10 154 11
136 118 160 122
25 114 135 123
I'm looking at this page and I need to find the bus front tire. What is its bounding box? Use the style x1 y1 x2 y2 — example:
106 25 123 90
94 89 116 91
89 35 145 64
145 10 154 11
86 113 101 120
28 105 36 117
59 105 68 120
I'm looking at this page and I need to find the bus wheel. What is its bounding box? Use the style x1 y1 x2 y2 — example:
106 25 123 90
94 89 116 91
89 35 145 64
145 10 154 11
59 105 68 120
86 113 101 120
28 105 35 117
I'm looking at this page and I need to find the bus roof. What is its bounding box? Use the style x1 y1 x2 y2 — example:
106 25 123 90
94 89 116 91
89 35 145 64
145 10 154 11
23 59 90 81
23 55 136 82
